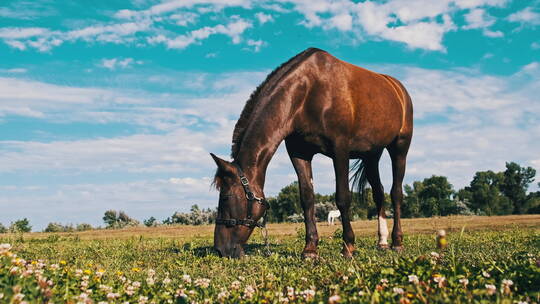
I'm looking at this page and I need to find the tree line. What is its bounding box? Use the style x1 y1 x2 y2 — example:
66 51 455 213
0 161 538 232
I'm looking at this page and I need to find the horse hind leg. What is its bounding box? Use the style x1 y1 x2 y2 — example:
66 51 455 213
387 137 411 251
365 153 389 250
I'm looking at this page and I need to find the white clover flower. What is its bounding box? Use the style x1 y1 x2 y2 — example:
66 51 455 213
147 269 155 277
300 289 315 301
502 279 513 286
126 285 135 296
230 280 241 290
138 295 148 304
95 269 105 278
194 278 210 288
328 294 341 304
0 293 3 299
358 291 365 296
182 274 191 284
106 292 120 300
286 286 295 299
408 275 419 284
217 290 230 301
132 281 141 288
517 301 529 304
459 278 469 286
0 243 12 255
380 278 389 285
393 287 405 295
50 264 59 270
430 252 440 259
433 275 446 288
485 284 497 295
163 277 172 285
10 266 19 275
243 285 255 299
482 271 491 278
13 293 25 302
146 277 155 285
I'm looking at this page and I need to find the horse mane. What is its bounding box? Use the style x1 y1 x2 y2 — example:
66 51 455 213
230 47 325 160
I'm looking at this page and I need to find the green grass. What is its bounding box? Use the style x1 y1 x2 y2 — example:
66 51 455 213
1 227 539 303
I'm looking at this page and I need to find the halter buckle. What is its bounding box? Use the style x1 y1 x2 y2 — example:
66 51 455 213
240 176 249 186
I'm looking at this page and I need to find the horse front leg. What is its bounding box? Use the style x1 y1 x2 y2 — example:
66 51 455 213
333 150 355 258
287 148 319 258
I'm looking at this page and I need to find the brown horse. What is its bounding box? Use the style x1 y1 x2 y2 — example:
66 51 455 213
211 47 413 258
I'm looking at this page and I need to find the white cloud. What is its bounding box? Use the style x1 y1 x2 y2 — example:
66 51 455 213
1 68 27 73
464 9 494 29
100 58 143 70
255 12 274 24
170 12 199 26
463 8 504 37
507 7 540 25
246 39 266 52
329 13 352 31
0 27 50 39
114 0 251 19
156 18 252 49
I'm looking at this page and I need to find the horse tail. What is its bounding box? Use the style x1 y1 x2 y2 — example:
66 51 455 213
350 159 368 205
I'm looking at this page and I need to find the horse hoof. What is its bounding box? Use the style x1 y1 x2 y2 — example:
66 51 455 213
302 251 319 260
392 246 404 252
341 246 355 258
377 244 390 250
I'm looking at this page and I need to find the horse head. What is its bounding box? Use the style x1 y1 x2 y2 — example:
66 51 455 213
210 153 268 258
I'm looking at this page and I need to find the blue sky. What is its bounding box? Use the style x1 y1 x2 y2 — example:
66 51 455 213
1 0 539 230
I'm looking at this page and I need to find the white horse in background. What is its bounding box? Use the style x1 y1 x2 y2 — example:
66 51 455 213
327 210 341 225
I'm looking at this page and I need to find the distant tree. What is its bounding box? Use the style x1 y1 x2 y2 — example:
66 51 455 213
103 210 139 229
76 223 93 231
314 201 336 222
44 222 74 233
268 182 303 222
458 170 513 215
0 223 6 234
403 183 422 218
144 216 158 227
9 218 32 233
500 162 536 214
402 176 456 217
166 205 217 225
103 210 118 228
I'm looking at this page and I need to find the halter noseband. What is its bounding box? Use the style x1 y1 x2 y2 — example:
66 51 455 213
215 163 269 229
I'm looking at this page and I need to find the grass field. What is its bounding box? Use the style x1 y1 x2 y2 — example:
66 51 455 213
1 215 539 303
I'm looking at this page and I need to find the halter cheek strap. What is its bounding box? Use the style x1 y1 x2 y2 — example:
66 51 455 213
215 163 269 229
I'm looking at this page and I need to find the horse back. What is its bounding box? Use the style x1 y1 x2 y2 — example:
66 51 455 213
290 52 412 152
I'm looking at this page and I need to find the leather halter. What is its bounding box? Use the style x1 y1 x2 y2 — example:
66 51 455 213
215 163 269 229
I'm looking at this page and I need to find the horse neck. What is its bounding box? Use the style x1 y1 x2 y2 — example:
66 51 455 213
234 88 298 190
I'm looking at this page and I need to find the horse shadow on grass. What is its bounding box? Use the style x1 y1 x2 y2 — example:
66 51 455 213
168 242 288 258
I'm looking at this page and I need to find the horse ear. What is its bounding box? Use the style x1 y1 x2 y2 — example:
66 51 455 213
210 153 235 173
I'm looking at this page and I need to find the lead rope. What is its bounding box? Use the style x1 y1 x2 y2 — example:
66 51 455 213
261 213 271 256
